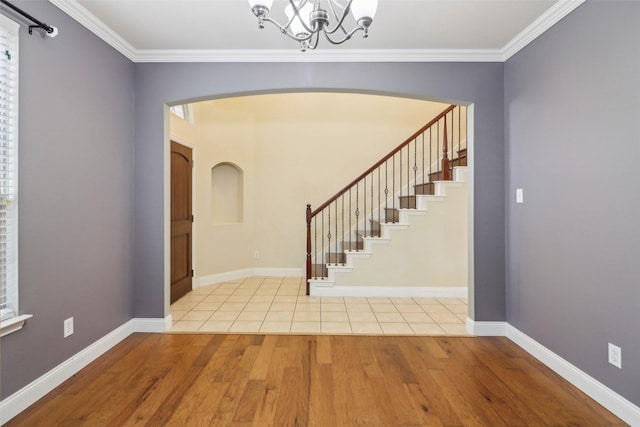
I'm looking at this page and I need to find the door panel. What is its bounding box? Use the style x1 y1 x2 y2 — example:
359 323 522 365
170 141 192 303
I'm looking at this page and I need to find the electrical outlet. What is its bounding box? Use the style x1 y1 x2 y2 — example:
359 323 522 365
516 188 524 204
64 317 74 338
608 343 621 369
254 250 260 260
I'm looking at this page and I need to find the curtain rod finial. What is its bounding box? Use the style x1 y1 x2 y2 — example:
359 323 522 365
46 26 58 38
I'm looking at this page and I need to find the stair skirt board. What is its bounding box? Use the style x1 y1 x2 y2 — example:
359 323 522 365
310 285 468 298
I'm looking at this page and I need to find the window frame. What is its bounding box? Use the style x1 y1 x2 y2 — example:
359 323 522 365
0 13 29 336
170 104 194 124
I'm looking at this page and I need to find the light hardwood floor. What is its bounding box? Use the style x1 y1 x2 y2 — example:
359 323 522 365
7 334 624 426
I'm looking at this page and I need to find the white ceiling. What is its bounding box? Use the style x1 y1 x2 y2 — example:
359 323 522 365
48 0 585 62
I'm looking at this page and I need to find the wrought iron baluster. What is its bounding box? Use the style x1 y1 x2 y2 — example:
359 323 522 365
422 132 425 194
442 113 450 181
413 138 418 207
370 171 373 236
314 215 317 277
327 207 331 266
384 160 389 223
430 126 433 181
464 106 467 152
437 121 441 181
399 147 403 204
334 201 338 265
377 167 381 226
451 108 455 158
392 154 395 214
363 176 367 237
459 106 463 155
355 183 359 251
407 142 410 206
341 194 345 264
321 210 325 279
447 110 456 177
349 188 352 252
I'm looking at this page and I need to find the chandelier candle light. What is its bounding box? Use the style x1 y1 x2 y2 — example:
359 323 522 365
248 0 378 51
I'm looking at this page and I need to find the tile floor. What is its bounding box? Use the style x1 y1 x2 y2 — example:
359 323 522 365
170 276 470 336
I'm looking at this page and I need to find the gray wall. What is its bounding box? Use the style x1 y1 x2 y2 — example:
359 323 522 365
133 62 506 322
0 2 135 398
505 1 640 405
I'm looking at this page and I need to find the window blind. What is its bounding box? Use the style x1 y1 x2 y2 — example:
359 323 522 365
0 15 18 320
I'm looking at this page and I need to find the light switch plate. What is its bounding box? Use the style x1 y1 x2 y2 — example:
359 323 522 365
608 343 622 369
64 317 74 338
516 188 524 204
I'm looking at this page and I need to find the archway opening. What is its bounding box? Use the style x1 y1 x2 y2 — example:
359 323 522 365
168 91 475 328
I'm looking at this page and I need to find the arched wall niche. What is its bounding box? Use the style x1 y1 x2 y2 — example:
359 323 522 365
211 161 244 224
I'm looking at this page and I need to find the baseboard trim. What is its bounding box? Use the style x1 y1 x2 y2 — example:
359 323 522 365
131 315 173 333
252 268 302 277
505 325 640 426
195 269 252 287
460 319 639 425
0 316 171 425
465 319 507 336
196 268 303 288
311 286 467 298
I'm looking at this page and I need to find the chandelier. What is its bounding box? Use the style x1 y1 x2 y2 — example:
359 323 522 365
248 0 379 51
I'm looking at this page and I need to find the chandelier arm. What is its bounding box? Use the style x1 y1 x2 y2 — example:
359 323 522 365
287 0 315 35
262 17 314 42
308 29 321 50
324 0 352 35
323 25 364 45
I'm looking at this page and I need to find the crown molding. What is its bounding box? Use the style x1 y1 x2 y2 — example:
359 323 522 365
49 0 584 64
134 48 503 63
49 0 137 61
501 0 586 61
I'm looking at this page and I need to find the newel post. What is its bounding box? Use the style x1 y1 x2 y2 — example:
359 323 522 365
441 115 451 181
305 204 312 295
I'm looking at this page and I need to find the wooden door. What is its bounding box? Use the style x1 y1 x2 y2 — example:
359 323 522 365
170 141 193 303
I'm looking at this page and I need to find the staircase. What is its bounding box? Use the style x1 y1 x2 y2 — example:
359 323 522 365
305 105 468 296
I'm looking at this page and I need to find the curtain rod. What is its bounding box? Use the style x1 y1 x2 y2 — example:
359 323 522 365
0 0 58 37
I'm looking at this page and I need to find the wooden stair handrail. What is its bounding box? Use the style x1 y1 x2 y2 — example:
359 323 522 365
310 104 456 218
